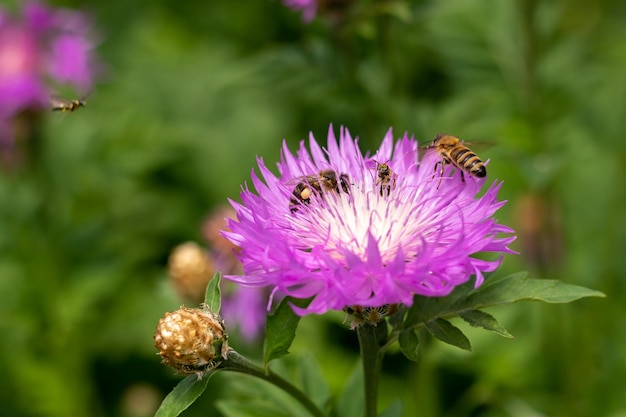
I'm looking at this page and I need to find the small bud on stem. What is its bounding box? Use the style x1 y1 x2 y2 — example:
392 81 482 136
154 305 229 379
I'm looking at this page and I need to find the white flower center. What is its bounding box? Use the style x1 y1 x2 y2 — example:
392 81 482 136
286 178 446 264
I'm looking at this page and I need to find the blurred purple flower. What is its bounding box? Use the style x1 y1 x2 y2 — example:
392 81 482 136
0 2 97 147
224 126 516 316
282 0 317 22
48 34 94 89
221 284 267 342
0 15 43 115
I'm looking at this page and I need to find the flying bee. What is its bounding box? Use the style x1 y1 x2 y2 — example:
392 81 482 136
289 169 350 213
50 95 87 112
373 161 397 196
422 134 486 187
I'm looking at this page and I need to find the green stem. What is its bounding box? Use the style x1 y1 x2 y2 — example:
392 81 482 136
221 350 327 417
357 324 382 417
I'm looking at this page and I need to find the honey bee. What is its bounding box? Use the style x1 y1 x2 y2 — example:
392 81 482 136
289 169 350 212
423 134 486 186
50 96 86 112
373 161 397 196
343 304 400 328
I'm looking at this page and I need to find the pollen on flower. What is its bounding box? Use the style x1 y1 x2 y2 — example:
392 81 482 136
153 305 229 379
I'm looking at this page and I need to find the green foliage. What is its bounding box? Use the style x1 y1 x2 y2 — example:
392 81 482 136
462 272 606 306
424 318 472 351
215 354 330 417
334 362 364 417
298 353 332 410
264 297 311 367
154 375 211 417
204 272 222 314
216 373 309 417
379 400 403 417
398 327 420 361
216 402 295 417
400 272 604 352
458 310 513 338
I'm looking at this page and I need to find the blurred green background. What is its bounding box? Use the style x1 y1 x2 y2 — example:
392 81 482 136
0 0 623 416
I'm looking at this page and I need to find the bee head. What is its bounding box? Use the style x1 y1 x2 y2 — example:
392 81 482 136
433 134 459 148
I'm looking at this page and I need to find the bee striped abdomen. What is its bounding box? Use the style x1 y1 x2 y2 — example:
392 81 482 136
452 148 486 178
470 161 486 177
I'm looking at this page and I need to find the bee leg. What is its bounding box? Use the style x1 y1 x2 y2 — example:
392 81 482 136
432 161 441 180
432 161 440 176
460 170 465 183
433 161 445 189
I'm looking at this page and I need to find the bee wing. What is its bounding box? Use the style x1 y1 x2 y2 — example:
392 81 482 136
461 140 494 148
50 89 91 105
78 90 92 101
284 174 320 186
49 95 70 108
419 140 493 150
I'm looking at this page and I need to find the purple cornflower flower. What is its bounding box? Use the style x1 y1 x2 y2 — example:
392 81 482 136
0 2 97 147
282 0 317 22
224 126 516 316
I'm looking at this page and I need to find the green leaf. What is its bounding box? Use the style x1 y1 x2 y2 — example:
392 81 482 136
398 328 420 361
462 272 606 308
458 310 513 338
216 367 312 417
425 318 471 351
380 400 403 417
335 361 364 417
154 375 211 417
204 272 222 314
298 353 331 409
263 297 311 366
216 401 295 417
404 272 605 330
405 281 474 325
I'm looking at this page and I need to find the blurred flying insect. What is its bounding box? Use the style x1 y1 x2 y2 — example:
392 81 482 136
422 134 486 187
50 95 87 112
289 169 350 213
373 160 397 196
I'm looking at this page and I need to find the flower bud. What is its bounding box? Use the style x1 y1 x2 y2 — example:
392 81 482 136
168 242 214 302
343 304 400 329
153 305 229 378
202 206 240 256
